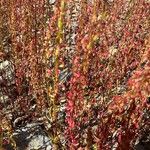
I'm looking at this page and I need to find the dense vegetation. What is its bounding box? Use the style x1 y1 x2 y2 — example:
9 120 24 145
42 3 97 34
0 0 149 149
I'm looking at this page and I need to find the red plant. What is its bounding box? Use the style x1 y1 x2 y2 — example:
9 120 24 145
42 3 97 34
0 0 149 149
